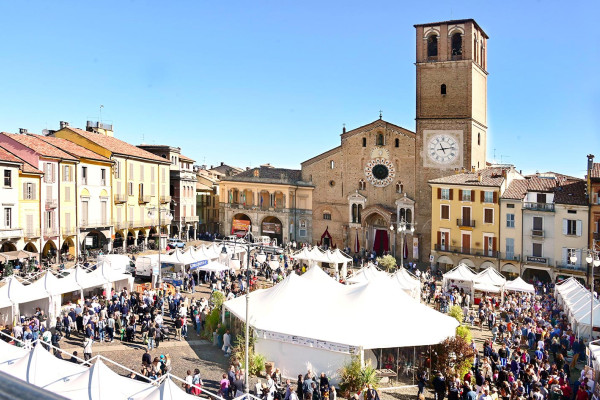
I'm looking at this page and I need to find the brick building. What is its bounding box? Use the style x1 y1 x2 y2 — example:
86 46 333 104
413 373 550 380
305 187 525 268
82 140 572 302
301 19 489 263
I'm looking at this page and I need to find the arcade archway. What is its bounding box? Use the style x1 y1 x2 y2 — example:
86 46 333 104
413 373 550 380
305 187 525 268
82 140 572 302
24 242 38 253
522 267 552 283
364 212 389 256
0 242 17 252
261 216 282 245
114 232 124 249
232 213 252 237
83 230 107 250
61 238 75 257
42 240 57 260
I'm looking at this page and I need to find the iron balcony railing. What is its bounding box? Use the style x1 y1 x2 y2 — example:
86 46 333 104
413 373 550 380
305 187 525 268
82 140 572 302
555 261 586 272
45 199 58 209
456 219 476 228
531 229 545 238
499 252 521 261
159 195 171 204
0 228 23 240
434 244 499 258
524 202 555 212
114 194 127 203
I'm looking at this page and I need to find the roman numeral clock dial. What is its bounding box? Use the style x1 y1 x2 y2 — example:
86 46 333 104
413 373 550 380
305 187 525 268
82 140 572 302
427 134 458 165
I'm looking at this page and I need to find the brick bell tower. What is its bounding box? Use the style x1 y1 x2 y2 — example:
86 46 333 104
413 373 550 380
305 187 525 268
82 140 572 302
413 19 489 264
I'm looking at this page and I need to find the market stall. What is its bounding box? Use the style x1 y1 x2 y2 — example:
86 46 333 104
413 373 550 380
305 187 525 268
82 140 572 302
504 277 535 293
442 263 476 294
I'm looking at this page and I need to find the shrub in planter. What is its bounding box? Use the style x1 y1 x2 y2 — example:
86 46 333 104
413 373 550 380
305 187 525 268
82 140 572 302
338 356 380 396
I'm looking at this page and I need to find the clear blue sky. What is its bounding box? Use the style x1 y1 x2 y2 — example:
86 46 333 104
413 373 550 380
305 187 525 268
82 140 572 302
0 1 598 178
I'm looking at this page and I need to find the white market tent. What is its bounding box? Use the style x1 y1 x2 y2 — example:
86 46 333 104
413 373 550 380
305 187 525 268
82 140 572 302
442 263 476 293
141 376 198 400
0 276 28 325
553 278 600 340
504 277 535 293
96 254 132 274
223 265 458 382
347 264 388 284
0 336 27 364
194 260 232 273
390 268 421 300
326 249 352 278
472 267 506 294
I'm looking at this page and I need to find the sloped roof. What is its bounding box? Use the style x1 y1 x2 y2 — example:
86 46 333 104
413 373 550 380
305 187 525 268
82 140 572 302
61 127 169 163
1 132 77 161
179 153 194 162
502 179 528 200
429 167 506 186
554 179 587 206
0 144 43 174
0 145 23 164
501 173 586 205
29 134 111 163
222 166 312 186
591 163 600 180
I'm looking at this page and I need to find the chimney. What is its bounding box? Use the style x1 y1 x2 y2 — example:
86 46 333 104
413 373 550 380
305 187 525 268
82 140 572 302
18 128 27 134
59 121 69 129
221 162 224 166
477 173 482 182
502 169 507 179
342 125 346 134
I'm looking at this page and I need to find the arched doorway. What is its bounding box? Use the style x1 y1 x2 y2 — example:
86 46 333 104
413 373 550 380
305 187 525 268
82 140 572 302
61 238 75 259
171 225 179 239
458 258 476 270
137 229 146 246
364 212 389 256
24 242 37 253
126 231 136 246
232 213 252 237
436 255 454 273
114 232 124 249
0 241 17 252
261 216 282 245
148 227 158 250
42 240 57 262
500 263 519 280
522 267 552 283
84 230 107 250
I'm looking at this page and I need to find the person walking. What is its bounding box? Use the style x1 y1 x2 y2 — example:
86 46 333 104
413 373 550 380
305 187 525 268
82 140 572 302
433 371 446 400
83 335 93 361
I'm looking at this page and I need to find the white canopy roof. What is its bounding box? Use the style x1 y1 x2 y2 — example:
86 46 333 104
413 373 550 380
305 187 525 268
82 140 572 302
224 265 457 349
141 376 197 400
347 265 388 284
45 358 154 399
292 247 311 261
390 268 421 299
0 276 28 308
504 277 535 293
193 260 231 272
472 267 506 293
443 264 477 285
0 336 27 364
96 255 131 274
0 344 87 387
326 249 352 264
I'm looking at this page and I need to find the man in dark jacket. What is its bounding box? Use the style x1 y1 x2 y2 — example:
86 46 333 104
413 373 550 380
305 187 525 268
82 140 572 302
433 371 446 400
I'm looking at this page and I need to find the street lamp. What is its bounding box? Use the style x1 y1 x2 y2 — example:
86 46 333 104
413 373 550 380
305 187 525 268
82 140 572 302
391 218 415 269
147 206 173 317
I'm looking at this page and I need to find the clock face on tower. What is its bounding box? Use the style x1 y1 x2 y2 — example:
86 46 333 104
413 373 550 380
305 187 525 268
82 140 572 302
364 158 395 187
422 130 463 168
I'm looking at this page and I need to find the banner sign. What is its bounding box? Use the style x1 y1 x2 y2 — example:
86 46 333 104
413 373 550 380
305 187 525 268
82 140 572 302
255 329 358 355
412 237 419 259
262 222 281 234
232 219 250 232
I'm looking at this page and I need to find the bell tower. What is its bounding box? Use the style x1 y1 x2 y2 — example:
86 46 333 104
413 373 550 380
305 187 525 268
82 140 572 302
413 19 489 262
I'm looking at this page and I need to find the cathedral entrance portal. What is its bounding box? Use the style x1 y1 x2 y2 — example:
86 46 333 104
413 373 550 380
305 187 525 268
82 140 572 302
364 212 390 256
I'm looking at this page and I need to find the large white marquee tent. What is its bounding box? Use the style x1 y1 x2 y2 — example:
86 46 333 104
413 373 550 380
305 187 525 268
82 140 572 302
223 265 458 382
555 277 600 339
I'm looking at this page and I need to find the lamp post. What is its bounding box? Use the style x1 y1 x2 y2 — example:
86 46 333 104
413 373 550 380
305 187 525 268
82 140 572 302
148 206 173 317
391 218 415 269
220 237 266 395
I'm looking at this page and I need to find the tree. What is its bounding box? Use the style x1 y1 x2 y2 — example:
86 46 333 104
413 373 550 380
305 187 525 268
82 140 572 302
432 335 475 378
376 255 397 272
448 305 463 323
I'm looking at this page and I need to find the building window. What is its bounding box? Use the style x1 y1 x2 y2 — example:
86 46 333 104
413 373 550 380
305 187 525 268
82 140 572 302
395 138 399 148
533 216 543 232
506 238 514 259
536 193 547 203
507 203 514 209
358 180 366 190
506 213 515 228
440 188 450 200
427 34 438 57
478 133 481 146
441 204 450 220
362 138 366 147
532 243 543 257
3 170 11 187
451 32 462 55
114 161 121 179
4 208 11 228
396 182 403 193
483 191 494 203
101 169 106 186
128 182 134 196
323 212 332 220
376 133 384 146
81 166 88 185
299 219 307 237
566 248 577 265
25 183 35 200
563 219 581 236
461 190 472 201
330 160 335 169
441 84 446 95
484 208 494 224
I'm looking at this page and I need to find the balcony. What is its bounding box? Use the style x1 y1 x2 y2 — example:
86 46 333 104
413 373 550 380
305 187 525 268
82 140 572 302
523 202 555 212
499 252 521 261
531 229 545 238
456 219 476 228
61 227 77 236
114 194 127 204
45 199 58 209
80 220 110 229
115 221 128 230
434 244 499 258
139 195 151 204
43 228 59 237
0 228 23 240
525 255 548 265
555 261 586 272
24 229 40 239
160 195 171 204
184 216 199 223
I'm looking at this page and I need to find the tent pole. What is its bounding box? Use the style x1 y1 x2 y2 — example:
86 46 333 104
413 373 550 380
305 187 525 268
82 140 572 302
397 347 399 381
413 346 416 385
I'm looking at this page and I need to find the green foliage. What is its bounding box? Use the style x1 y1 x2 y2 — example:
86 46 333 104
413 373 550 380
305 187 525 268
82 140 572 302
229 325 258 371
338 356 381 396
376 255 397 272
448 305 464 324
433 335 476 379
201 308 221 339
249 353 266 376
456 325 472 343
210 291 225 309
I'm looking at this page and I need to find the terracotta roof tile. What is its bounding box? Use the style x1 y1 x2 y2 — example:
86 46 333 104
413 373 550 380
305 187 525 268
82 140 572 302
222 166 311 186
501 179 528 200
0 144 43 174
179 154 194 162
62 127 169 163
1 132 77 161
0 145 24 164
29 134 111 163
553 179 587 205
502 173 586 205
429 167 506 186
591 163 600 179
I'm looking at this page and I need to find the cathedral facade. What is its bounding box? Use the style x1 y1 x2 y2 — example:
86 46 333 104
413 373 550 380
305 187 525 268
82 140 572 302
301 19 489 264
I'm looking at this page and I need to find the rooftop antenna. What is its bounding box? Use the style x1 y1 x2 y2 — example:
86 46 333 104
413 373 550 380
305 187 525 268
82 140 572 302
99 105 104 123
379 110 382 120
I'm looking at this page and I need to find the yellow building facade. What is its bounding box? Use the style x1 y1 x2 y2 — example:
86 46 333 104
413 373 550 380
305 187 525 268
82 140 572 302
429 167 522 272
